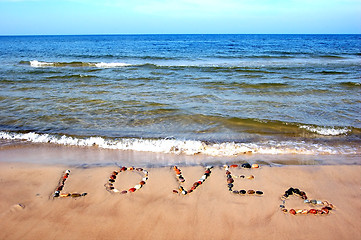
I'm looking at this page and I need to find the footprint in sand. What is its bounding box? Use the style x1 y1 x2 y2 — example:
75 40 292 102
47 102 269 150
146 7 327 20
0 203 26 217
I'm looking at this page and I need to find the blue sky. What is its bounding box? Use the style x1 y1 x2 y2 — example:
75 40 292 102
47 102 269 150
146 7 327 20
0 0 360 35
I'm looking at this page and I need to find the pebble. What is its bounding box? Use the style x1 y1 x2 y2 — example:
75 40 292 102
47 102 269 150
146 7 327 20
251 164 259 168
241 163 251 168
71 193 82 198
321 207 329 214
308 209 317 214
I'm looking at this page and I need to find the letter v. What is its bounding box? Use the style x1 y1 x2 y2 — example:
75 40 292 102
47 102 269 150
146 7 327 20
172 166 213 195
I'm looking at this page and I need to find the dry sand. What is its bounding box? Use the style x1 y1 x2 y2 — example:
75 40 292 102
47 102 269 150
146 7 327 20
0 147 360 240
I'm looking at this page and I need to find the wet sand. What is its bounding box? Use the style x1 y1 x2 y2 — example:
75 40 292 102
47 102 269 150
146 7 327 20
0 145 360 240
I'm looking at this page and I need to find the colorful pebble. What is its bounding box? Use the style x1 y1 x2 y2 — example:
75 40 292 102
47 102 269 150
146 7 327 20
280 187 334 216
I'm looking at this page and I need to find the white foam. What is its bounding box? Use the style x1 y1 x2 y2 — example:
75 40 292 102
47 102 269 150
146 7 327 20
94 62 131 68
29 60 54 67
28 60 131 68
0 131 358 156
299 125 350 136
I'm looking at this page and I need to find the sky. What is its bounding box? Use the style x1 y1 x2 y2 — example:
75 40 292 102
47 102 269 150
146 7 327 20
0 0 360 35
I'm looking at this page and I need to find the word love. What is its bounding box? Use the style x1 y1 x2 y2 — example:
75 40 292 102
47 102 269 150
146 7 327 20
52 164 335 216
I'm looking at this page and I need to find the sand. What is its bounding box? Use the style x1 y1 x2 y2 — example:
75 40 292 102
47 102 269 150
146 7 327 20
0 145 360 240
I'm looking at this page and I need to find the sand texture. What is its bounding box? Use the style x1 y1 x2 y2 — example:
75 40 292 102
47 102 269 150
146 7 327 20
0 160 360 240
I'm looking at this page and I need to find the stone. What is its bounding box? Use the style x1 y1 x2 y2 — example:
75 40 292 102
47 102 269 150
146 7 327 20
241 163 251 168
227 178 234 184
293 188 300 195
239 190 246 194
128 188 136 192
251 164 259 169
289 209 296 215
321 207 329 214
256 191 263 195
308 209 317 214
247 190 255 194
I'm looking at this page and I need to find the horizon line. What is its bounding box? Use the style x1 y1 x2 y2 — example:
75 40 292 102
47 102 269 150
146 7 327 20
1 33 361 37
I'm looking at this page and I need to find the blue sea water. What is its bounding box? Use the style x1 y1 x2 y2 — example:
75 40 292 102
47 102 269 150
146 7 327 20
0 34 360 158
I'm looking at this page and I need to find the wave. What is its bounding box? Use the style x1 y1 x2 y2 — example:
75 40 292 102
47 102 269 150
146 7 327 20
298 125 351 136
204 82 289 90
25 60 131 68
0 131 358 156
338 81 361 87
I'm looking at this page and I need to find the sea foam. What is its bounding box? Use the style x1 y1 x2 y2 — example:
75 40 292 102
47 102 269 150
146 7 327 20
0 131 358 156
29 60 131 68
299 125 350 136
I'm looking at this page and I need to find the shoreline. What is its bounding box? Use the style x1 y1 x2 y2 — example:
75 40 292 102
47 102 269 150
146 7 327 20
0 145 360 239
1 141 360 167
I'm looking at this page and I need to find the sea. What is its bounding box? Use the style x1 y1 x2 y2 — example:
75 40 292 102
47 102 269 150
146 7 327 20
0 34 360 165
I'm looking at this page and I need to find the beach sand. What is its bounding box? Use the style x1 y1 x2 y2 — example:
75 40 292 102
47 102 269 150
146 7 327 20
0 145 360 240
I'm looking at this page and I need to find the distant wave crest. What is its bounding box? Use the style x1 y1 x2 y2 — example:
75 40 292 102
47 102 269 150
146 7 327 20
27 60 131 68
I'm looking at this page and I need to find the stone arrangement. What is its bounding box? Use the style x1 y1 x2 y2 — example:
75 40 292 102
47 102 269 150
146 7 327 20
280 187 334 215
172 165 213 195
53 170 87 198
105 167 149 194
52 166 335 218
224 163 263 196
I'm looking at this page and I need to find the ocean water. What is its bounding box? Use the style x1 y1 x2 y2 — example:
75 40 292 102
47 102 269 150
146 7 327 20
0 34 360 160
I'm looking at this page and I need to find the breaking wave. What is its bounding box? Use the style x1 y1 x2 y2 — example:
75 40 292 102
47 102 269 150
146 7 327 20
26 60 131 68
299 125 351 136
0 131 358 156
